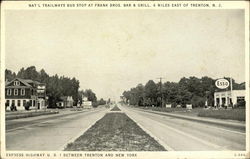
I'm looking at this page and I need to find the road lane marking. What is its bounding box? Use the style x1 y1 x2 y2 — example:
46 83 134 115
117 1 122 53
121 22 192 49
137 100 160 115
123 107 230 151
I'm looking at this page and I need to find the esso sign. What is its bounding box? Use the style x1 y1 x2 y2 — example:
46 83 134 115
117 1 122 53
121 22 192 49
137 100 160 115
215 79 230 89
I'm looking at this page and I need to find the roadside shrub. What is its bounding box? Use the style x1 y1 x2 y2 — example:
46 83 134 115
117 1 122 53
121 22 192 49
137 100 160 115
24 102 31 111
191 95 205 108
10 104 17 111
236 100 246 108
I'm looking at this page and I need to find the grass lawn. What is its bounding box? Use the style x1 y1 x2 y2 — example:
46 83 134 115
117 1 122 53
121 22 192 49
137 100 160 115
64 113 166 151
198 108 245 121
110 106 121 111
135 106 187 113
134 105 245 121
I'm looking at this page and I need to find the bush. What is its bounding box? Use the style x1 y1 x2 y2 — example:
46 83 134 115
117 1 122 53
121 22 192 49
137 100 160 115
10 104 17 111
191 95 205 108
236 100 245 108
24 102 31 111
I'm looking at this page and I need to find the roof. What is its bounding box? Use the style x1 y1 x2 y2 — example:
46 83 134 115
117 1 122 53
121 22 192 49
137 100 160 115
5 78 41 88
23 79 41 85
214 89 245 94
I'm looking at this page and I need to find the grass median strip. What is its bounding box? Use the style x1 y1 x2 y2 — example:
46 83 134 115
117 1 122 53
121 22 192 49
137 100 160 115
110 106 121 111
64 113 166 151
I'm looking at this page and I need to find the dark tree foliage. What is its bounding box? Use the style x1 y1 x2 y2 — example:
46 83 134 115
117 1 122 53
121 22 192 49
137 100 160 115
5 69 16 81
78 89 99 107
122 76 244 108
98 98 106 105
5 66 80 108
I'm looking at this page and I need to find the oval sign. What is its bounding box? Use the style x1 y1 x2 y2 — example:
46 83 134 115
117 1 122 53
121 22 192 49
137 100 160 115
215 78 230 89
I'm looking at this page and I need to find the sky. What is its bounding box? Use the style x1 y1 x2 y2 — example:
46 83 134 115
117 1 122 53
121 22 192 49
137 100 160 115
5 9 245 101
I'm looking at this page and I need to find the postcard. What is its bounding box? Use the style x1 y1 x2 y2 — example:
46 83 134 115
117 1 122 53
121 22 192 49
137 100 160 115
1 1 249 159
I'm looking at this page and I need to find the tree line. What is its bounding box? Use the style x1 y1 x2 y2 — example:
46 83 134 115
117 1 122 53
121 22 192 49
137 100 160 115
5 66 106 108
122 76 245 108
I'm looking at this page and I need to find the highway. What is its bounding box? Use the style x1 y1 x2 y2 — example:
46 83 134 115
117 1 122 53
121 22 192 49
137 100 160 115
5 105 246 151
120 105 246 151
6 108 108 151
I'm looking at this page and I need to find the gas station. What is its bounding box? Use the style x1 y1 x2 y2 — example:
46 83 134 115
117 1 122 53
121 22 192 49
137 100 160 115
214 90 245 107
214 78 245 108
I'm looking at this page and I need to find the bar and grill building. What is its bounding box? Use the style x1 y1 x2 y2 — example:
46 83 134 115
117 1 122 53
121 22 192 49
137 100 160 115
5 78 47 110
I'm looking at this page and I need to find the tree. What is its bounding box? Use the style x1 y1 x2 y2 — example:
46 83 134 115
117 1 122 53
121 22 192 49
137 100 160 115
5 69 16 81
162 81 178 104
144 80 158 106
6 66 81 108
98 98 106 105
17 66 40 81
122 76 245 108
39 69 49 83
82 89 97 102
122 91 130 104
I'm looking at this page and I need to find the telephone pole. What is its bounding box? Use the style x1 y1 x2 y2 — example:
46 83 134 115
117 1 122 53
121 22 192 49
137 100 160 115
157 77 165 108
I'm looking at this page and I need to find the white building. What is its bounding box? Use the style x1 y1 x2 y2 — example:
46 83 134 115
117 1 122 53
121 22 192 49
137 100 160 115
82 96 92 109
56 96 74 108
214 90 245 107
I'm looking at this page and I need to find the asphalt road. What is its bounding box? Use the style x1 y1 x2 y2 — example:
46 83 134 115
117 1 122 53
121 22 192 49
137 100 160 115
6 107 108 151
5 105 246 151
120 105 246 151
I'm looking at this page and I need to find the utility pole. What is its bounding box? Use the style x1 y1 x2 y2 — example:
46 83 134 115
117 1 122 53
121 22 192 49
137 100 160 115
230 77 233 107
157 77 165 108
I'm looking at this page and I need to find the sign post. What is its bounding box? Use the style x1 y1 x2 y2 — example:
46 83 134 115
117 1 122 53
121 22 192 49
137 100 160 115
230 77 233 107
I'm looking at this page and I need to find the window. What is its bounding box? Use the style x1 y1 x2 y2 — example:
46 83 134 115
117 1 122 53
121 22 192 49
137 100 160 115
21 89 25 96
12 100 15 106
7 89 11 96
14 89 18 96
23 100 26 106
17 100 21 107
30 100 32 106
33 100 36 107
14 81 20 86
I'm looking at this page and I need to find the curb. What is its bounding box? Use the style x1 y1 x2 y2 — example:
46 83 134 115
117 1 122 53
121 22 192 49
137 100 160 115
134 108 245 131
5 108 98 121
6 111 59 120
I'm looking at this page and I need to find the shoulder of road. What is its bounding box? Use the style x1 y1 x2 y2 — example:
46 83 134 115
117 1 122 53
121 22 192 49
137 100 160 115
5 108 94 121
132 107 245 132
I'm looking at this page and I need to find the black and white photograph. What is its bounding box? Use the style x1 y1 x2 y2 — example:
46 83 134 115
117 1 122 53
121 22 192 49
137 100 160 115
1 1 249 159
